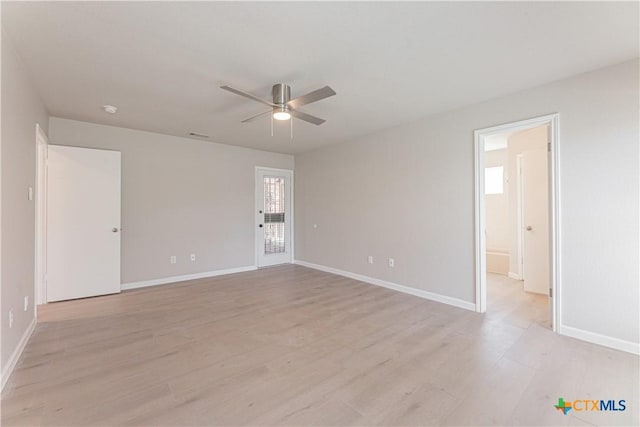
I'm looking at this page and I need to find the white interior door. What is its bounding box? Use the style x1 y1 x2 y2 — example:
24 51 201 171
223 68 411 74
47 145 121 302
256 168 292 267
521 148 550 295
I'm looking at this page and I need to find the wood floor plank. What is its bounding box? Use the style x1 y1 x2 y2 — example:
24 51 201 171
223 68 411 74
1 266 637 426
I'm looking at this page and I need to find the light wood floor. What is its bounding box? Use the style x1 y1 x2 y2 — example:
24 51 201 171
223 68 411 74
1 266 638 426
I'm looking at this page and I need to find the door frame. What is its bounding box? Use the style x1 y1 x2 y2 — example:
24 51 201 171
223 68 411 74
35 124 49 306
254 166 294 267
473 113 560 331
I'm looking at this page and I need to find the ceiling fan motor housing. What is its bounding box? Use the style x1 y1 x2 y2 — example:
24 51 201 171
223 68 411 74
272 84 291 106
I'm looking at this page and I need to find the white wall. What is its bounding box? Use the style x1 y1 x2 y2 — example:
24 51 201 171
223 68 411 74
295 59 639 349
484 149 509 252
49 118 294 285
484 149 509 275
1 32 49 380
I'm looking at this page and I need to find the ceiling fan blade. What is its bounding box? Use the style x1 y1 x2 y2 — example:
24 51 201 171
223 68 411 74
220 85 276 108
287 86 336 109
241 110 272 123
290 109 326 125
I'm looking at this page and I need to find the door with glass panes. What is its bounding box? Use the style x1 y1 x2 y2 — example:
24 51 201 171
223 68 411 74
256 168 292 267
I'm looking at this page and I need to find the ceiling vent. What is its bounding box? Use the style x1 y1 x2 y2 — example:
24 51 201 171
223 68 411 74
188 132 209 138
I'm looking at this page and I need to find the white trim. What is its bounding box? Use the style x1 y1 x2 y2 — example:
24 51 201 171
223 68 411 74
515 154 524 280
559 325 639 355
549 115 562 333
474 114 560 333
508 272 523 281
35 123 49 306
121 266 257 290
1 317 37 391
294 260 476 311
473 127 487 312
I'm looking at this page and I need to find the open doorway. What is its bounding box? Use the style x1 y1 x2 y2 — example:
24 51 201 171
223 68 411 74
474 114 560 331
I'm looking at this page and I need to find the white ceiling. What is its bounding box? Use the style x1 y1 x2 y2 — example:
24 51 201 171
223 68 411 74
3 2 638 154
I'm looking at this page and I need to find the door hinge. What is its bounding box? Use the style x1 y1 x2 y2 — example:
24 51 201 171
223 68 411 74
547 142 551 152
549 287 553 298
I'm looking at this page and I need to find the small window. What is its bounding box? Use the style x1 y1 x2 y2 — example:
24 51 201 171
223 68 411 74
485 166 504 195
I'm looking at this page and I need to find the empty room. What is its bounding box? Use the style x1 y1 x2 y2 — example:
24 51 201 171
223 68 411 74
1 2 638 426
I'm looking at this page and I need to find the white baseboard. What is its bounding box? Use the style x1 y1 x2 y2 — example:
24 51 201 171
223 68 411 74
294 260 475 311
121 265 257 290
1 317 37 391
559 325 639 355
508 272 523 280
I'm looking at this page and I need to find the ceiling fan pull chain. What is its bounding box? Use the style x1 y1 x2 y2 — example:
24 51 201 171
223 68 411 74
271 114 274 137
290 116 293 140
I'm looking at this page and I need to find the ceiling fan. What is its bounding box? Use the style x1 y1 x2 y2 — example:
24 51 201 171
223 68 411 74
220 83 336 125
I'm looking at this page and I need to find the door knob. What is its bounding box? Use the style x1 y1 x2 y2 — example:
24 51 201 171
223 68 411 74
526 226 533 231
259 224 263 228
112 227 119 233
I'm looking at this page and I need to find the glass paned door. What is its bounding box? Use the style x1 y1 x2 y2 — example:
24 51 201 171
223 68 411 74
256 168 292 267
264 176 286 254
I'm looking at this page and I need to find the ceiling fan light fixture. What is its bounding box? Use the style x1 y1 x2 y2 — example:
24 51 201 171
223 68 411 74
273 107 291 121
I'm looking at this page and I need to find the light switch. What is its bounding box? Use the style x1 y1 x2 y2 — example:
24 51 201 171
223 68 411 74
28 187 34 201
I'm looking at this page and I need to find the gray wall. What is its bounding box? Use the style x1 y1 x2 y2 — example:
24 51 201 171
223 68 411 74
1 33 49 373
295 59 639 346
49 118 294 284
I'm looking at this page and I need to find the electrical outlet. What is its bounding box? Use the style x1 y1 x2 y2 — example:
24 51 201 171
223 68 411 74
24 296 29 312
9 310 14 328
388 258 395 268
190 253 196 262
170 255 177 264
368 255 374 264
